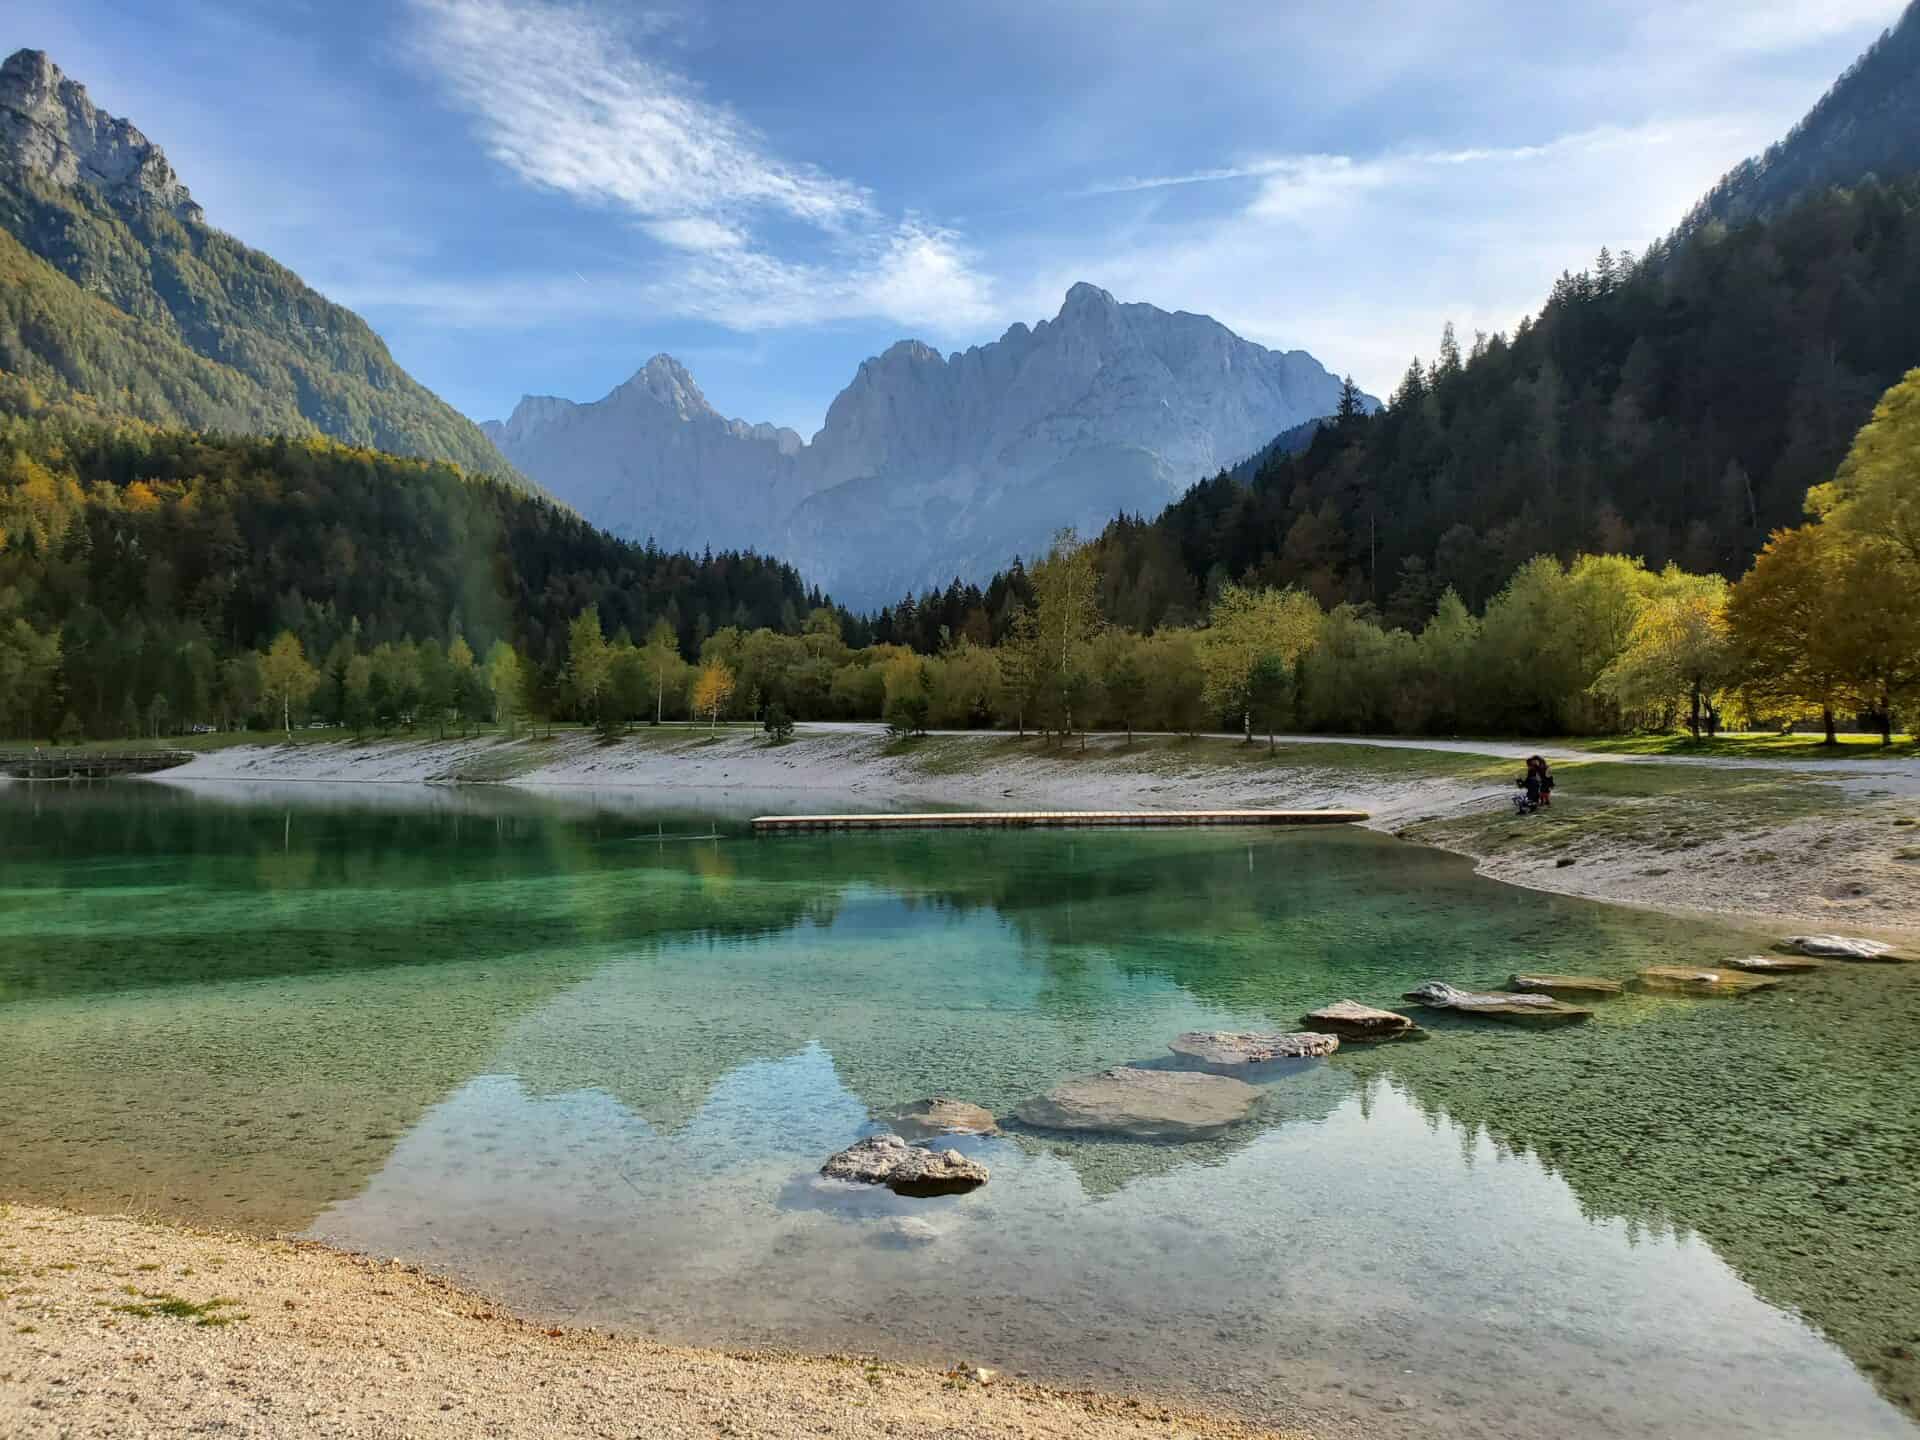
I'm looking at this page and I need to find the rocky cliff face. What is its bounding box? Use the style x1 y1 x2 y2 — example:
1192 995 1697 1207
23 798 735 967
0 49 522 484
0 49 201 222
491 285 1363 607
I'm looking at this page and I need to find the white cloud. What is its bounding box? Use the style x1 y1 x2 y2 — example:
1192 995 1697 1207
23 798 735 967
1029 115 1771 398
408 0 992 332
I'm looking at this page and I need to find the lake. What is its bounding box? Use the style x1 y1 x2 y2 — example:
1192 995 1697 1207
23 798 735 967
2 779 1916 1438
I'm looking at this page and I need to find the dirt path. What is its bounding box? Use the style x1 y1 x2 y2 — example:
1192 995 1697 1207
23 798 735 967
0 1205 1319 1440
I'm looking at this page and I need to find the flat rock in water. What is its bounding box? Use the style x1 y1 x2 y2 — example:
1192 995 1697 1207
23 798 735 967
1403 981 1593 1026
1298 999 1426 1042
819 1134 989 1197
1634 965 1781 997
1013 1066 1261 1140
1723 954 1825 974
880 1098 1001 1138
1508 973 1625 998
1783 934 1903 962
1169 1030 1340 1067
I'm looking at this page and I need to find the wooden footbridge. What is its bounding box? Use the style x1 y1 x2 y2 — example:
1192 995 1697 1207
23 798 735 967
0 749 195 780
751 808 1368 833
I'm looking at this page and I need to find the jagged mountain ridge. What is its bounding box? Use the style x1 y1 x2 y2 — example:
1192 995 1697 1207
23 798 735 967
488 283 1363 607
0 49 521 483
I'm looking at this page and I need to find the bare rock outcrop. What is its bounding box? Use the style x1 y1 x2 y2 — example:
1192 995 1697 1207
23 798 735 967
819 1134 988 1198
0 50 201 221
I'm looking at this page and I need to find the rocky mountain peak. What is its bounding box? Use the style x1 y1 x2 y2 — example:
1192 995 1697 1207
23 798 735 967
0 49 202 223
1060 280 1118 315
618 353 713 419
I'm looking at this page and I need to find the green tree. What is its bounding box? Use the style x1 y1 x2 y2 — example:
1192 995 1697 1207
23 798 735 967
1247 653 1293 751
1594 570 1733 737
1096 639 1148 744
1814 366 1920 565
568 606 614 731
258 631 319 740
343 653 375 738
640 619 685 725
1202 583 1321 738
485 642 525 736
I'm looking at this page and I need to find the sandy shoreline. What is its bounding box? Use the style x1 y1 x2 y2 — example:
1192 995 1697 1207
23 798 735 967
148 725 1920 939
0 1204 1316 1440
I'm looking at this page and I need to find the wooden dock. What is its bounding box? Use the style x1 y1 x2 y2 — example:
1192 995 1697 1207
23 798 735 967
0 748 195 780
751 808 1367 832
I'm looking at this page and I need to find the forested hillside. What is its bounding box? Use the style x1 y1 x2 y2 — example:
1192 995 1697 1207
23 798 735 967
875 172 1920 640
1680 0 1920 235
0 386 838 740
0 49 518 482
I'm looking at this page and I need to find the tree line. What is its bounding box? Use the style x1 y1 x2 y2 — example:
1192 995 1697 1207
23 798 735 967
255 359 1910 747
0 393 859 741
8 368 1911 745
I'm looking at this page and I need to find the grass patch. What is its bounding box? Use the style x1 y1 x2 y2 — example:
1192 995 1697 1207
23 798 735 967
1402 758 1843 865
111 1291 246 1326
1572 731 1917 761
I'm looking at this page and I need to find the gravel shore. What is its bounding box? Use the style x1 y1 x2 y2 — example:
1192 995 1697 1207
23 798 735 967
0 1205 1317 1440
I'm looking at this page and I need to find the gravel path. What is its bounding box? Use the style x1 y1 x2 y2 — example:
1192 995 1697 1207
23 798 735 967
0 1205 1318 1440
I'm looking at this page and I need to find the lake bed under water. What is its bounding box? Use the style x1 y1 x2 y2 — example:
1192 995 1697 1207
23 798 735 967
2 780 1916 1438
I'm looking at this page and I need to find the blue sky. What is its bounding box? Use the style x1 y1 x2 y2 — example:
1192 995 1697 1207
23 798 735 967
9 0 1906 433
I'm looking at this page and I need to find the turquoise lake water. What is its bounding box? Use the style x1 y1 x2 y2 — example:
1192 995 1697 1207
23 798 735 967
2 779 1917 1438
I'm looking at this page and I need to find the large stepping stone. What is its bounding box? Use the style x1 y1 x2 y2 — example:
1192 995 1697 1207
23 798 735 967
1298 999 1427 1042
1013 1066 1261 1140
820 1134 989 1197
1508 973 1624 998
1403 981 1593 1026
1635 965 1781 997
1724 954 1825 974
1783 934 1905 962
880 1098 1000 1138
1169 1030 1340 1068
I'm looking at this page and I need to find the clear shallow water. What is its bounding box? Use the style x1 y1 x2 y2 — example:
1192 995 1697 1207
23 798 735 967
2 780 1917 1438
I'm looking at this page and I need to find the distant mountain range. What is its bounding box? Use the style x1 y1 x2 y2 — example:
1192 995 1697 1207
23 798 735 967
485 285 1367 608
0 49 519 482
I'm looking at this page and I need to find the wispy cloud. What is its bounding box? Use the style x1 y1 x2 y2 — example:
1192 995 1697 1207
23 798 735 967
408 0 992 332
1080 126 1709 206
1025 114 1769 396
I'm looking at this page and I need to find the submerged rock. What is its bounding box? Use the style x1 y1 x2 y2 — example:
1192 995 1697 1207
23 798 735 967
1508 973 1624 998
1169 1030 1340 1067
1403 981 1593 1026
1723 954 1825 974
1634 966 1782 997
1783 934 1903 962
880 1098 1000 1138
820 1134 989 1197
1013 1066 1261 1140
1298 999 1426 1042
